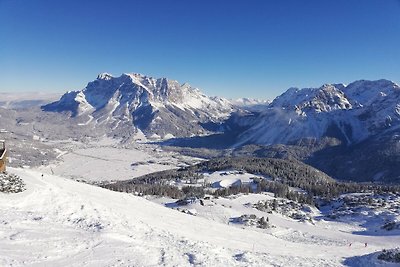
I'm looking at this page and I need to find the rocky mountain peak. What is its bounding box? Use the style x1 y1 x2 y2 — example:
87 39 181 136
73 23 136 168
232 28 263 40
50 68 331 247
97 72 114 80
42 73 234 140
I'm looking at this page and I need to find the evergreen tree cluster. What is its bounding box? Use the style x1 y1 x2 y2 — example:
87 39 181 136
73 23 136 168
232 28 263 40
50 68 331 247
105 183 184 199
378 248 400 263
0 172 25 193
103 157 400 202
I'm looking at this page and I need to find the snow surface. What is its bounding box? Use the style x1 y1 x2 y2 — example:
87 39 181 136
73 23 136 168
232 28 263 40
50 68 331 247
0 169 400 266
203 171 262 188
37 138 200 182
1 166 399 266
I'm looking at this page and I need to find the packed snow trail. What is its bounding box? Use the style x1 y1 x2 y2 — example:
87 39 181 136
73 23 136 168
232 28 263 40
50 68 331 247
0 168 398 266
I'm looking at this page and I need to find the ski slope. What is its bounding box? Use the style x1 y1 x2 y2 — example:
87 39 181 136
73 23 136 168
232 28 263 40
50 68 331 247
1 168 399 266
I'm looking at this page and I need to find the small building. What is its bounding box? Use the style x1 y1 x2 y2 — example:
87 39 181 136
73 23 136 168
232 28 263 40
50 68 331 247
0 140 7 172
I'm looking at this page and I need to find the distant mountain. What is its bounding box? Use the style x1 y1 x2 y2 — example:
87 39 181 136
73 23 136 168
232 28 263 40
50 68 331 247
42 73 235 140
230 79 400 183
0 92 60 109
237 79 400 146
230 98 270 112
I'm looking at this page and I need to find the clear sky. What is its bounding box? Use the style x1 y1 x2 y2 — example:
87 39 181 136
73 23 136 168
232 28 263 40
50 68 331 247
1 0 399 99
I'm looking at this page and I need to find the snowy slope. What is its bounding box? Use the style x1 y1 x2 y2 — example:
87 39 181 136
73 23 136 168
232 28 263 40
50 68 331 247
1 168 400 266
42 73 234 140
237 80 400 146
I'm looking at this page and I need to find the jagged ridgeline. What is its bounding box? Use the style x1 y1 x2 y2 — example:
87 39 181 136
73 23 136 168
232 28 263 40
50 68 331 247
104 157 400 201
42 73 234 140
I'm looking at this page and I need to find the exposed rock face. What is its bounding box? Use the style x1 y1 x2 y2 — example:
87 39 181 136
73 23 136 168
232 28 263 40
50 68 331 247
237 79 400 146
43 73 234 139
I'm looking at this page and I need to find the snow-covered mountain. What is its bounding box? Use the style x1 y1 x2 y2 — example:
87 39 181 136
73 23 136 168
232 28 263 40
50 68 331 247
42 73 234 140
40 76 400 153
237 79 400 146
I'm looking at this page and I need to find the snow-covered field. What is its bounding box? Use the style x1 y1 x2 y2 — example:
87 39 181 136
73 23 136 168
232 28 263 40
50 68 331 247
203 171 262 188
0 166 399 266
36 138 201 182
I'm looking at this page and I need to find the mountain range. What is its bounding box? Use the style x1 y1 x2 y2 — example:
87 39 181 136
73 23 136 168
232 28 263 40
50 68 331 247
237 79 400 146
234 79 400 183
42 73 400 183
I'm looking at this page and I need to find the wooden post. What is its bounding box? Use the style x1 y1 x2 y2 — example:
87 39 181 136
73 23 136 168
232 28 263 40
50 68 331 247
0 140 7 172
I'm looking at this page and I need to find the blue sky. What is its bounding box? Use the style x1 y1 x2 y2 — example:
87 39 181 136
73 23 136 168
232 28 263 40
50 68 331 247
1 0 399 99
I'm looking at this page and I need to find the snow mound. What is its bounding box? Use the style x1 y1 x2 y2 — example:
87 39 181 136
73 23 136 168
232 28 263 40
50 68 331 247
344 248 400 267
